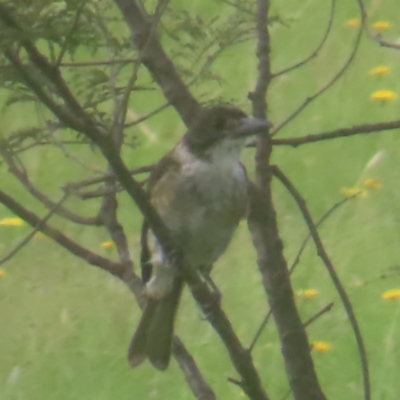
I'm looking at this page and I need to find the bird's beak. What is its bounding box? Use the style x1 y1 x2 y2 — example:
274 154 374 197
230 117 273 139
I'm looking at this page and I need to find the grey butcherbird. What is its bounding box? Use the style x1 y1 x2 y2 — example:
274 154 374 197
127 106 272 370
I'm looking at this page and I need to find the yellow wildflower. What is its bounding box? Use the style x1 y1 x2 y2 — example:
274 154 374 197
311 341 332 352
363 179 382 189
369 66 391 76
370 90 397 101
0 269 7 279
101 240 115 250
346 18 360 28
0 217 24 227
382 289 400 301
297 289 319 299
304 289 319 299
340 187 364 197
373 21 390 31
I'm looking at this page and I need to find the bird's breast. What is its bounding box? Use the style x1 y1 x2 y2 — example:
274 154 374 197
150 153 248 267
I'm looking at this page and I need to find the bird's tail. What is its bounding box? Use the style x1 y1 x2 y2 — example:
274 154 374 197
127 278 184 370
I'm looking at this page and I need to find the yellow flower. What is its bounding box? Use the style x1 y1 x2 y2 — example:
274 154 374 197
0 217 24 227
363 178 382 189
297 289 319 299
346 18 360 28
382 289 400 301
101 240 115 250
304 289 319 298
369 66 391 76
0 269 7 279
370 90 397 101
340 187 364 197
311 341 332 352
373 21 390 31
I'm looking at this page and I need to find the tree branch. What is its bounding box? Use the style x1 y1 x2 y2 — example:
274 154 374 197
271 120 400 147
248 1 326 400
0 144 101 225
0 188 126 278
272 165 370 400
113 0 201 126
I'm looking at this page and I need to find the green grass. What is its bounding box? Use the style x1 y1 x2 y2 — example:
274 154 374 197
2 0 400 399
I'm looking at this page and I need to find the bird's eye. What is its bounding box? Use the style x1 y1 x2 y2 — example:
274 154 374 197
214 115 227 131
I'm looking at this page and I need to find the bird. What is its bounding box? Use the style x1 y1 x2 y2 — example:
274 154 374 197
127 106 272 370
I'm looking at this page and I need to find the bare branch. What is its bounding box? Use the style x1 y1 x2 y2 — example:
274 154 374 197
272 165 370 400
248 2 326 399
0 144 100 225
303 303 334 328
172 339 217 400
272 0 336 78
249 309 272 352
371 35 400 50
272 120 400 147
289 196 355 273
0 192 69 266
250 194 351 351
0 188 127 278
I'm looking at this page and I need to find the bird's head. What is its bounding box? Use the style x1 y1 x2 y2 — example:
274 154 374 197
183 106 272 160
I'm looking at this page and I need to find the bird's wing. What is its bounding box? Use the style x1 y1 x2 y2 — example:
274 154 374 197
140 151 181 284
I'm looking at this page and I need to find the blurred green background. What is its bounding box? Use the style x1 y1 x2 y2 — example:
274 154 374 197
1 0 400 399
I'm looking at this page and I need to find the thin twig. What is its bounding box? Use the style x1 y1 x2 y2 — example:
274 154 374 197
0 188 127 278
271 120 400 147
68 164 153 190
354 0 400 50
289 196 356 274
272 0 336 78
249 309 272 352
272 165 370 400
250 196 354 351
227 377 244 388
303 303 334 328
55 3 86 67
60 59 137 67
0 192 69 266
0 142 100 225
124 103 170 128
271 16 363 137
